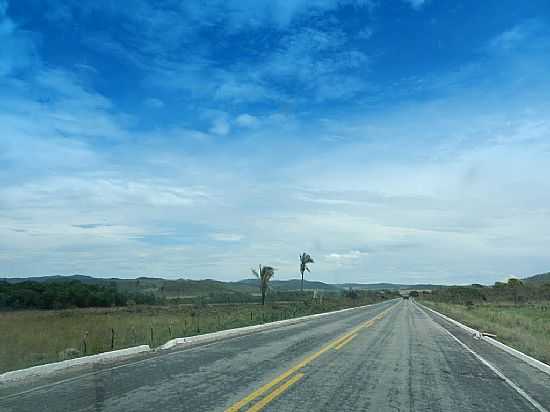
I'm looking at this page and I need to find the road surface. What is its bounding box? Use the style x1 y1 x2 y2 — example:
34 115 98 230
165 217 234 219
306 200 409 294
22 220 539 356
1 299 549 411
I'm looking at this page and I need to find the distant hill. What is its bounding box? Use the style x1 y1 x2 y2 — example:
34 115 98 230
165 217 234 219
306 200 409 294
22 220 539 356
2 275 257 298
523 272 550 284
337 282 445 291
237 278 340 291
238 279 445 292
3 275 102 284
1 275 447 294
10 272 547 296
0 275 161 284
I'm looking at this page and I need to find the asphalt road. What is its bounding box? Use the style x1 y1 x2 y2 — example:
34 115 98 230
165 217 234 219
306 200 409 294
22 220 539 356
1 299 549 412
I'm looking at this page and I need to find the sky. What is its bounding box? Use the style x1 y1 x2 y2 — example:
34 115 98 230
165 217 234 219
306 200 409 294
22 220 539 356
1 0 550 285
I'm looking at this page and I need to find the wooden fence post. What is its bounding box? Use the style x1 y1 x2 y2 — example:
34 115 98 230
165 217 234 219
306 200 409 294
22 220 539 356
81 331 89 355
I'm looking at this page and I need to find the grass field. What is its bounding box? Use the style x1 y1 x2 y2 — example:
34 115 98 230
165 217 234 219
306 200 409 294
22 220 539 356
421 301 550 364
0 297 380 373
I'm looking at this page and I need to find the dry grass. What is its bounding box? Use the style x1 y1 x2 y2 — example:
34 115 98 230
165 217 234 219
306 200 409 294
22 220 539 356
0 299 367 373
422 301 550 364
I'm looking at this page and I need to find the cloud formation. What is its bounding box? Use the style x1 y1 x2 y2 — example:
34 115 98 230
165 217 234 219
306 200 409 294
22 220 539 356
1 1 550 285
403 0 427 10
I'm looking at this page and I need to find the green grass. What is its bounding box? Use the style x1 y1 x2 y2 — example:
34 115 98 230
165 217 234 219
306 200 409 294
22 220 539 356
0 297 379 373
421 301 550 364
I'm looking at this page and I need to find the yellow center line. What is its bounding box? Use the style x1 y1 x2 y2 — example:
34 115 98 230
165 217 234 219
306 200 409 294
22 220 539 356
225 303 396 412
245 373 305 412
225 339 337 412
334 333 357 350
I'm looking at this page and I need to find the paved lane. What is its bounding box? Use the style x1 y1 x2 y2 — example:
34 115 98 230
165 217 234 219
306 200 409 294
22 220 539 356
0 301 395 412
1 299 549 412
254 301 548 412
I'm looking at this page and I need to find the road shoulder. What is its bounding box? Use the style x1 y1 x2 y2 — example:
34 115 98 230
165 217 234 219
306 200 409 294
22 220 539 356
415 302 550 410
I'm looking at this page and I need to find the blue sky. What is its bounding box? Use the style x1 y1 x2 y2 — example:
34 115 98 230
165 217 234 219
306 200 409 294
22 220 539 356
1 0 550 284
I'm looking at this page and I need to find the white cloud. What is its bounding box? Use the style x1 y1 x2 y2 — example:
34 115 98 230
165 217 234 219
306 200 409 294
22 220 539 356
487 20 546 54
236 27 370 102
210 233 244 242
403 0 427 10
214 81 273 103
0 177 211 212
183 0 375 30
43 2 373 106
325 250 368 263
235 113 259 128
357 27 373 40
144 97 165 108
3 62 550 283
209 116 231 136
199 109 232 136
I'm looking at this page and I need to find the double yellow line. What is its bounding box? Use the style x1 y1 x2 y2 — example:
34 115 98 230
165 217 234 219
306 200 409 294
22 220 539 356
225 304 396 412
334 332 357 350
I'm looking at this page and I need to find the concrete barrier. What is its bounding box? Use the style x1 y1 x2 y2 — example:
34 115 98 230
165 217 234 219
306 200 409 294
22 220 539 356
417 302 550 376
158 299 399 351
0 345 151 384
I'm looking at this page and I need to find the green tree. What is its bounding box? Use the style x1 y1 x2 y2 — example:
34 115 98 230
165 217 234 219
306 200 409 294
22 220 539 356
299 252 314 292
507 278 524 304
252 265 275 306
507 278 523 287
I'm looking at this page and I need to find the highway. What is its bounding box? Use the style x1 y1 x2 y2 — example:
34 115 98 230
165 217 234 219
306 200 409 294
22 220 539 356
1 299 549 411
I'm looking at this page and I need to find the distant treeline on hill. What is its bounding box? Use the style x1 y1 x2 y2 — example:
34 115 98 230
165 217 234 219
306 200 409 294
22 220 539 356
0 280 159 310
423 278 550 305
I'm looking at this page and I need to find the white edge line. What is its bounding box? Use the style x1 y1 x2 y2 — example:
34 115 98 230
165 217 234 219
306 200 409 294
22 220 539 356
0 299 400 385
416 301 550 376
423 310 548 412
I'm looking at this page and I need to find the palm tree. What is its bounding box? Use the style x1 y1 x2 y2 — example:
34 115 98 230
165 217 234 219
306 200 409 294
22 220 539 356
252 265 275 306
299 252 314 292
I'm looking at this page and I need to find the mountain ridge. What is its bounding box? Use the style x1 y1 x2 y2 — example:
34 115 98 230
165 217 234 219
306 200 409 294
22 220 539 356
3 271 548 294
1 274 447 292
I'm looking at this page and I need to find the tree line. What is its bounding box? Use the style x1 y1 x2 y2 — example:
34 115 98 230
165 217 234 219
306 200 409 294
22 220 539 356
0 280 159 310
421 278 550 305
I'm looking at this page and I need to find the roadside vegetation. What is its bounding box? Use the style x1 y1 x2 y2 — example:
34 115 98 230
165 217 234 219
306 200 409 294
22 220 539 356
0 280 398 373
0 281 159 310
299 252 315 292
419 278 550 364
251 264 276 305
